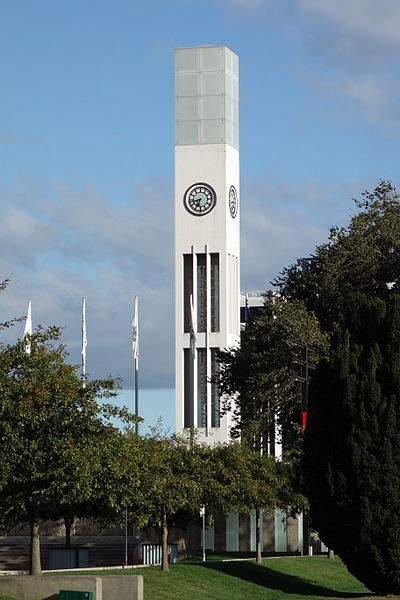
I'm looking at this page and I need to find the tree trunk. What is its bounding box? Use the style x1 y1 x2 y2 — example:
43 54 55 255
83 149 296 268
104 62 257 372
328 548 334 559
64 516 73 548
29 517 41 575
161 506 169 572
256 507 262 564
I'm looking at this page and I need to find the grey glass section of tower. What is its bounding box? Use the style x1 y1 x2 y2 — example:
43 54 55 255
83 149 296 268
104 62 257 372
175 46 239 149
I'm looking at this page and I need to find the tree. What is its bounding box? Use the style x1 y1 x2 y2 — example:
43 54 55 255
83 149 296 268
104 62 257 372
303 294 400 594
209 442 306 564
56 414 139 548
275 180 400 331
217 293 328 451
0 326 125 575
215 296 324 563
130 433 219 572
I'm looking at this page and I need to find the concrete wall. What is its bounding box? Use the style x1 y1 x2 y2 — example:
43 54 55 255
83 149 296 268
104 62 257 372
0 575 143 600
262 512 275 553
0 576 101 600
287 516 299 553
239 513 249 552
213 513 226 553
102 576 143 600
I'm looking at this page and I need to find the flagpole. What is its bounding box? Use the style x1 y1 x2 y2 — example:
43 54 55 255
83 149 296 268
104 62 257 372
81 298 87 388
135 353 139 436
132 296 139 435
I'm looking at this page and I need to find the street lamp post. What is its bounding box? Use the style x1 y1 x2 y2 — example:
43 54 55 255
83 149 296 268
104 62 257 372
200 506 206 562
122 507 128 566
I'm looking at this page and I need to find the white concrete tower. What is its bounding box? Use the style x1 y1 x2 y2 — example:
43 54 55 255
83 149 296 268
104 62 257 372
175 46 240 444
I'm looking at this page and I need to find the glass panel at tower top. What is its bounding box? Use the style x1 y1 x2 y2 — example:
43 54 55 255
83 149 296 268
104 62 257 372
175 46 239 149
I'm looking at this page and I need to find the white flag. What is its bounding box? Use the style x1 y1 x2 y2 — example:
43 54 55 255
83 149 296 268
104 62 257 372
132 296 139 360
189 294 196 359
23 299 32 355
81 298 87 385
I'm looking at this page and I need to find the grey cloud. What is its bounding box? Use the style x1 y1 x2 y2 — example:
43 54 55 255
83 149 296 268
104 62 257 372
222 0 400 129
297 1 400 126
240 176 364 290
0 179 174 389
299 0 400 52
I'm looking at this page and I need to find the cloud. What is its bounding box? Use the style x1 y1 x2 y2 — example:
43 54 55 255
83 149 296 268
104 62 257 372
299 0 400 52
222 0 400 130
296 0 400 114
240 176 363 290
224 0 400 51
0 179 174 390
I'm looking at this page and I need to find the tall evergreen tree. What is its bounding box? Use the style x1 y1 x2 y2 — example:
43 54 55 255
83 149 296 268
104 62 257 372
304 294 400 594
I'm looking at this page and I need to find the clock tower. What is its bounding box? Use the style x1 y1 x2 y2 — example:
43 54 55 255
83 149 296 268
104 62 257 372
175 46 240 444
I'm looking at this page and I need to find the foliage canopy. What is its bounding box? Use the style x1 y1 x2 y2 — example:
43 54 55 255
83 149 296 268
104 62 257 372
275 180 400 330
0 325 126 574
304 294 400 594
217 293 328 449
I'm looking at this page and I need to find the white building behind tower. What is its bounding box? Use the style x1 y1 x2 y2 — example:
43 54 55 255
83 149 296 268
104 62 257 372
175 45 240 444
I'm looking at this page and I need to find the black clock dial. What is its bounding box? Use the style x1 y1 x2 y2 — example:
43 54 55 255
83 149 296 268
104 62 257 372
184 183 217 216
229 185 238 218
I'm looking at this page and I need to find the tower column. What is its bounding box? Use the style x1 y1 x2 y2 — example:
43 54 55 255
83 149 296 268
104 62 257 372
175 45 240 445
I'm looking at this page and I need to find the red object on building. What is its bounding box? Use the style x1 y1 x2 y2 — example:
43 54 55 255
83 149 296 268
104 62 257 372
302 410 308 434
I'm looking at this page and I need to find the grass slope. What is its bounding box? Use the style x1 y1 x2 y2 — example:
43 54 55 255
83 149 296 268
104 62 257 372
138 557 372 600
58 556 378 600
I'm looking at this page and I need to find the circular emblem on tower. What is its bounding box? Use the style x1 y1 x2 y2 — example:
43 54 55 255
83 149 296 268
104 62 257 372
184 183 217 216
229 185 238 218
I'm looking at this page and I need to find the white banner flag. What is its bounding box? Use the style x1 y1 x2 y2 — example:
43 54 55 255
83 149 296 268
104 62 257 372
23 299 32 355
132 296 139 360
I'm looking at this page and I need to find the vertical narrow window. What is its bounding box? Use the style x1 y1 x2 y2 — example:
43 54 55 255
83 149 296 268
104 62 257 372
197 348 207 428
229 254 234 334
211 253 219 332
184 349 192 428
211 348 220 427
235 256 239 335
197 254 207 332
183 254 193 333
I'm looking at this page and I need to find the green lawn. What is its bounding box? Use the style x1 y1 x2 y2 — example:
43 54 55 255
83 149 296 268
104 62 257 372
56 556 380 600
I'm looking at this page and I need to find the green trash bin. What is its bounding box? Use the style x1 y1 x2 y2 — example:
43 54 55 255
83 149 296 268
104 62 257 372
59 591 93 600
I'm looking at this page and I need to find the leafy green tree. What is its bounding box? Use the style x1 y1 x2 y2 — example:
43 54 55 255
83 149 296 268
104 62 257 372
275 180 400 331
217 294 328 450
304 294 400 594
0 326 125 575
209 442 306 564
123 433 304 570
57 416 139 547
85 426 149 536
130 433 215 571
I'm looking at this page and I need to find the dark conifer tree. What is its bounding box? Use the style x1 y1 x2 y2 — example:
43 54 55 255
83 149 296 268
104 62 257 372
304 294 400 594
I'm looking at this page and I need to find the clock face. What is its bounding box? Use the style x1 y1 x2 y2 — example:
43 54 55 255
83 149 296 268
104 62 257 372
184 183 216 216
229 185 238 218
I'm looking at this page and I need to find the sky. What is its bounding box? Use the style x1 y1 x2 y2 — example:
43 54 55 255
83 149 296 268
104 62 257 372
1 0 400 431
